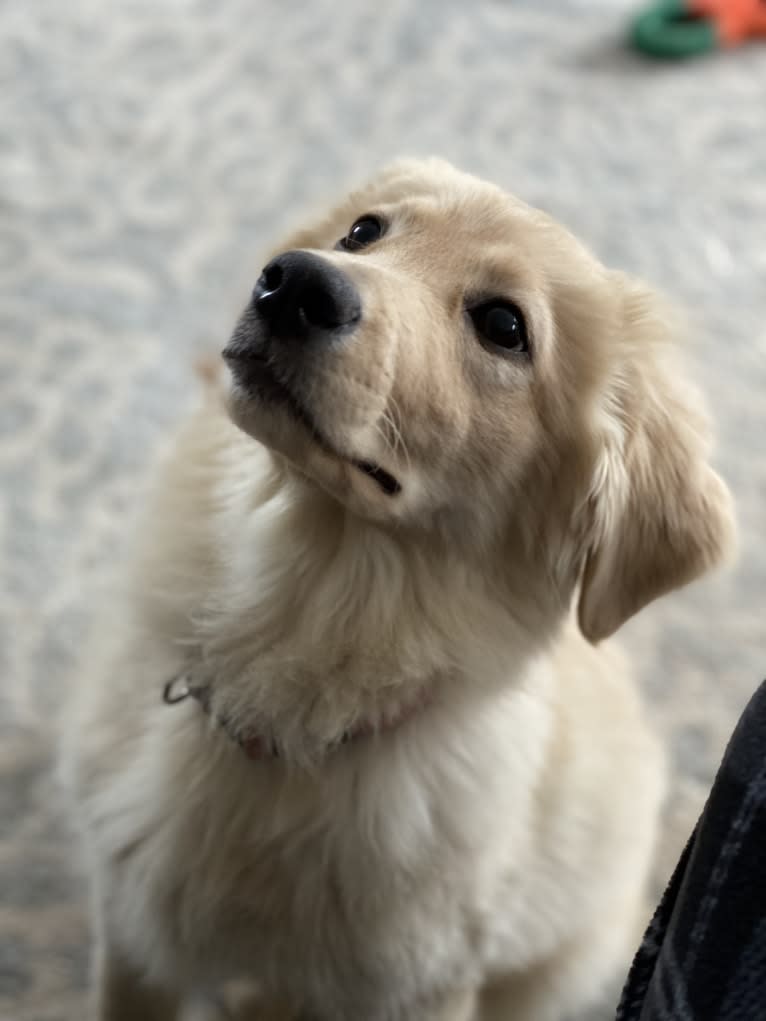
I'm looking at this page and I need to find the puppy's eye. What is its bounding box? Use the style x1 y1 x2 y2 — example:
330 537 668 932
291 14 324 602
340 216 384 252
469 301 528 355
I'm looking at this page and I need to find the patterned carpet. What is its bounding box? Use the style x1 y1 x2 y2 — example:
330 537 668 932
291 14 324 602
1 1 765 1018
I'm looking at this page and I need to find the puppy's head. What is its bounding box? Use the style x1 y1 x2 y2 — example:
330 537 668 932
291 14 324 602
224 159 735 641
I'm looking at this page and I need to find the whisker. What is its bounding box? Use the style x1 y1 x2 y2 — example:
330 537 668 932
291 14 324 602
386 397 411 470
380 411 400 457
373 418 395 461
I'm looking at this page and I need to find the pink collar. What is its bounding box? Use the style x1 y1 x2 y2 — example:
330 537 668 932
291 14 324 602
163 675 431 761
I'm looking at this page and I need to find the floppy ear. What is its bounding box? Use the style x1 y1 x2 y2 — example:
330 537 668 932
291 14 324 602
577 281 736 644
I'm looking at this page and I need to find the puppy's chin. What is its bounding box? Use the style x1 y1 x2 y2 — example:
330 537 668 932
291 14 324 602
224 378 404 522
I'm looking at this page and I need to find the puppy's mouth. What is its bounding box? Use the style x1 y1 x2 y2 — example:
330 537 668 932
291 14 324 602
222 350 401 497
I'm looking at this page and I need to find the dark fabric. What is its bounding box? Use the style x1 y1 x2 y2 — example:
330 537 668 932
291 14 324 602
617 680 766 1021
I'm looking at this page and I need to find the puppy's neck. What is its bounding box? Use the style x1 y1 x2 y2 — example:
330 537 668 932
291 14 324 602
188 451 559 763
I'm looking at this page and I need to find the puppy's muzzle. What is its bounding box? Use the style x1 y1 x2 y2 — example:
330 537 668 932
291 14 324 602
254 251 361 343
223 250 402 498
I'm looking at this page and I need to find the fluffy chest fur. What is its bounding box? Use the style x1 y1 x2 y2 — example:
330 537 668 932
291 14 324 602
93 679 556 1007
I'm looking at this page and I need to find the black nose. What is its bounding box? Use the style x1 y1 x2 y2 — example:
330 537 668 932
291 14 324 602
253 251 361 341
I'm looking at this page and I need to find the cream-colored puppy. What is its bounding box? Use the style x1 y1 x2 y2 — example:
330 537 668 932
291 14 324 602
63 159 735 1021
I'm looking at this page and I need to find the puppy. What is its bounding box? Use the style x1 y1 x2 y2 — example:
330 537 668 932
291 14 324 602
63 159 735 1021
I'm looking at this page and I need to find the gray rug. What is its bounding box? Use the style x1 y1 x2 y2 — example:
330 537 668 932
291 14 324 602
2 1 765 1018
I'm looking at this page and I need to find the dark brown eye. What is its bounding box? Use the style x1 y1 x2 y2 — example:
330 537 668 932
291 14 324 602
469 301 528 355
340 216 384 252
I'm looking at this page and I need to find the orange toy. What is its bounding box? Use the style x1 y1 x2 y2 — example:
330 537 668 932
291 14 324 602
697 0 766 45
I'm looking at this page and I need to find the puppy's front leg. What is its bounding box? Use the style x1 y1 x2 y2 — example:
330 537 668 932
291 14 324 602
291 989 477 1021
414 987 478 1021
93 940 181 1021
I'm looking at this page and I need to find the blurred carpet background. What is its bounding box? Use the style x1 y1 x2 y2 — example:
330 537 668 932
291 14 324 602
1 1 765 1018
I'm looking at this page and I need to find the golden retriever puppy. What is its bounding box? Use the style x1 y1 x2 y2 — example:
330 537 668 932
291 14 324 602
62 159 735 1021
